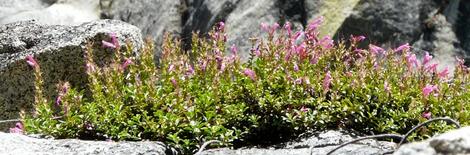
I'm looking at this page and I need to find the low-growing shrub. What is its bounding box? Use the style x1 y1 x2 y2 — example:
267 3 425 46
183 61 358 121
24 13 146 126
20 17 469 153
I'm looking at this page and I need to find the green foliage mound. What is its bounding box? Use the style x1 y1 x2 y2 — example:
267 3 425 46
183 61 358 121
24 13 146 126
21 18 470 153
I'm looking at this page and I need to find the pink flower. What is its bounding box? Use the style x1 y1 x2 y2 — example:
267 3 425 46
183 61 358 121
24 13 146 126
421 111 432 119
310 55 318 64
243 68 256 81
230 44 238 56
168 64 175 72
323 71 332 93
438 67 449 79
260 22 269 32
294 78 302 85
296 43 307 60
293 63 299 72
102 33 119 49
319 35 334 49
406 53 419 69
351 35 366 43
9 122 24 134
86 63 95 72
26 55 38 67
300 106 310 112
394 43 410 53
199 60 207 72
55 95 63 107
384 81 391 93
369 44 384 55
186 65 195 76
422 84 438 98
218 22 225 31
121 58 133 70
284 22 292 35
426 63 438 73
307 16 324 31
171 78 178 88
423 52 432 66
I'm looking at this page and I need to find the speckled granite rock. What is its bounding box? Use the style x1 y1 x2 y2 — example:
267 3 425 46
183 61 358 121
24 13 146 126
0 132 168 155
199 130 396 155
0 19 143 131
394 126 470 155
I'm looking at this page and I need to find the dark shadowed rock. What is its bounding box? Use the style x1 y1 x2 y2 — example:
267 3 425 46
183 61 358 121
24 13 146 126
334 0 441 47
0 132 167 155
394 126 470 155
0 19 143 131
457 1 470 66
199 130 396 155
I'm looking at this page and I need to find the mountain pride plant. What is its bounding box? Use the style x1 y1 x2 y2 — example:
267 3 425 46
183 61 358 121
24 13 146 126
17 17 470 153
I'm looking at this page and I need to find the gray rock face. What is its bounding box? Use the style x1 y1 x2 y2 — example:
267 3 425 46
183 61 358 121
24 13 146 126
334 0 440 47
0 20 143 131
394 126 470 155
199 130 396 155
225 0 279 59
0 132 167 155
103 0 181 45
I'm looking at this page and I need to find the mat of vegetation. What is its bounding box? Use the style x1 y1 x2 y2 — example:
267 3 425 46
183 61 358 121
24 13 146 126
16 17 470 154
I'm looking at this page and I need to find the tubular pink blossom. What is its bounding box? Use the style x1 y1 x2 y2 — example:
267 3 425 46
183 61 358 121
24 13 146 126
186 64 195 76
422 84 438 98
300 106 309 112
218 22 225 31
26 55 38 67
168 64 175 72
102 40 117 49
322 71 332 93
438 67 449 79
293 63 299 72
307 16 324 31
294 78 302 85
423 52 432 66
421 111 432 119
260 22 269 32
9 122 23 134
171 78 178 88
121 58 133 70
319 35 334 49
426 63 439 73
110 32 119 47
406 53 419 69
394 43 410 53
384 81 391 93
284 22 292 35
369 44 384 55
351 35 366 43
243 68 256 81
310 55 318 64
230 44 238 56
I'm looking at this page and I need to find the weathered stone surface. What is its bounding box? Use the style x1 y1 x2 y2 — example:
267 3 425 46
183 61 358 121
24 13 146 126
334 0 441 47
103 0 181 45
0 0 100 26
394 126 470 155
0 20 143 131
199 130 396 155
225 0 279 59
0 132 167 155
457 1 470 66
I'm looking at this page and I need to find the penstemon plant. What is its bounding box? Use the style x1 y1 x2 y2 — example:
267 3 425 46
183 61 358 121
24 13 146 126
20 17 470 153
